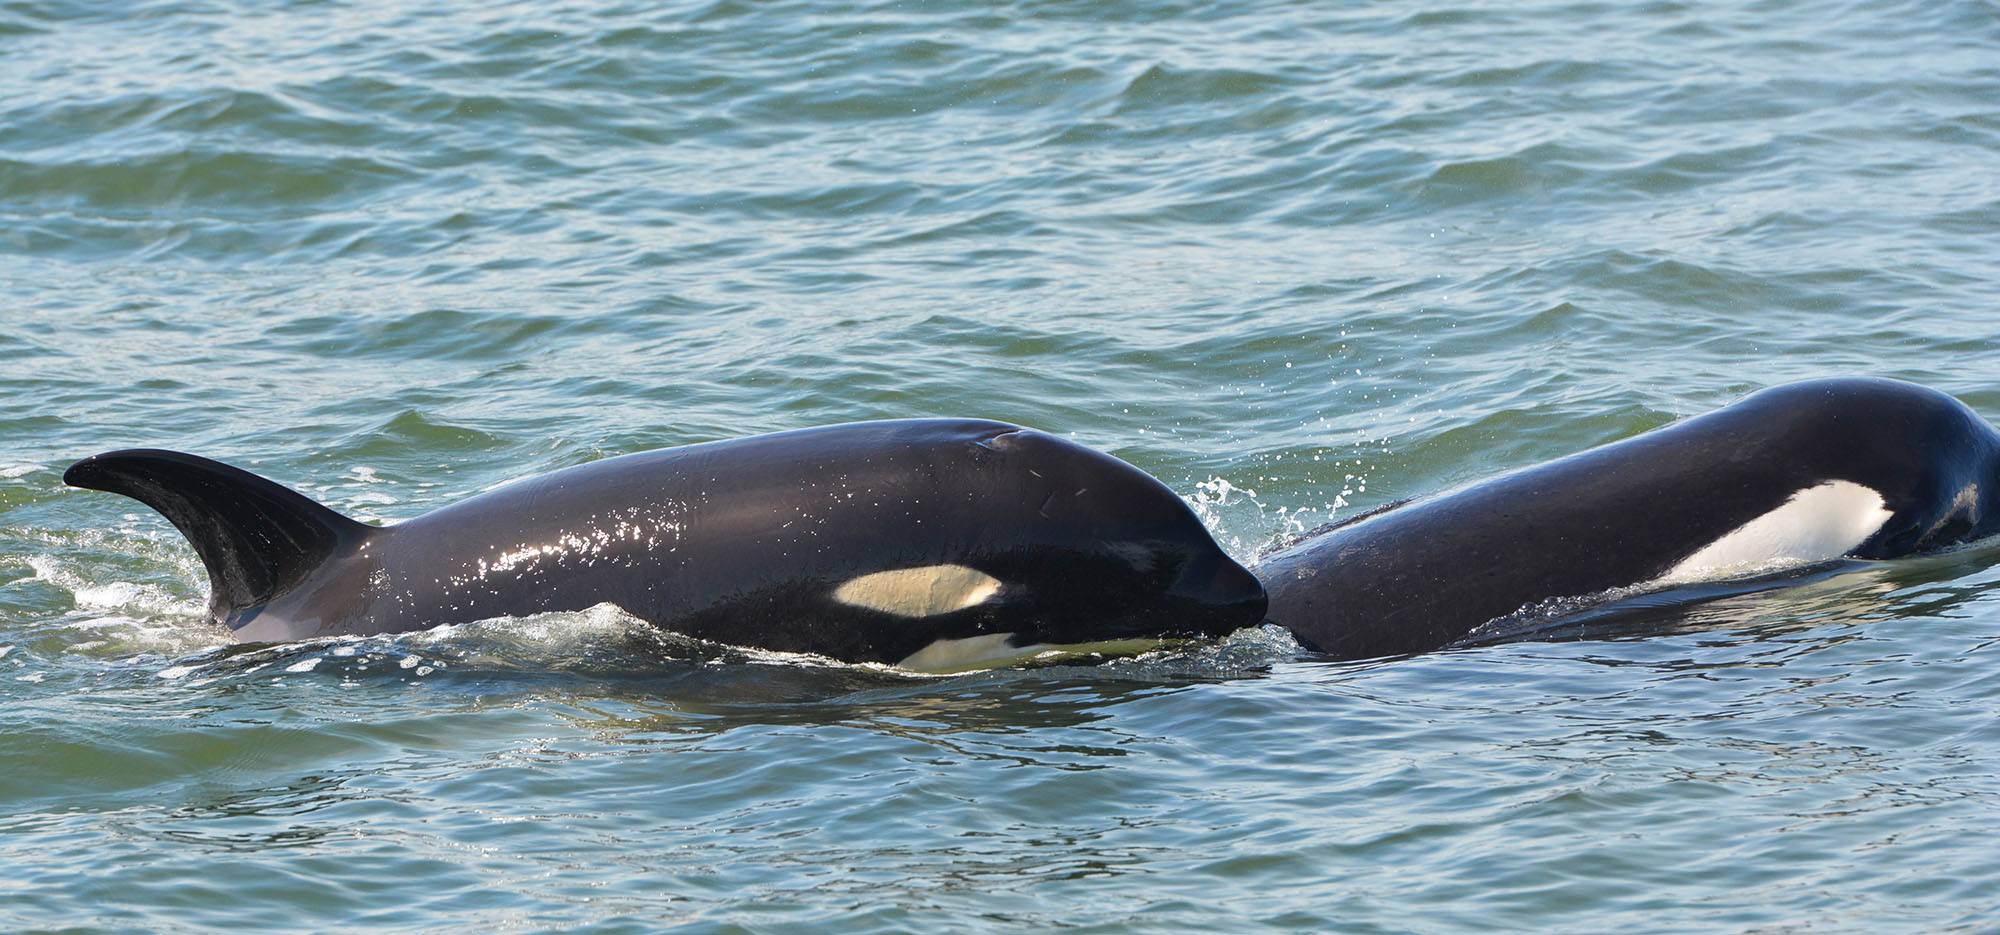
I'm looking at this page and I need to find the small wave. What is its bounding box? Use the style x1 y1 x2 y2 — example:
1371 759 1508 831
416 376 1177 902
0 149 417 215
148 603 676 685
1099 623 1301 679
140 604 1299 689
1415 144 1597 206
25 554 205 621
1115 63 1298 113
5 540 219 662
50 613 222 660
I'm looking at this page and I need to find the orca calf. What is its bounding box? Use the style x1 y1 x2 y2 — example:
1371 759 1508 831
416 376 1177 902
1256 377 2000 660
66 420 1266 671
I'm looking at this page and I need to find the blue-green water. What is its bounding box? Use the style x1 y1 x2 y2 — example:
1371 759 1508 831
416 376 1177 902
6 0 2000 929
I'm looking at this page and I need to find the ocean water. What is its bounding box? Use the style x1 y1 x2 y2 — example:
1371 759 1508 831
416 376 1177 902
5 0 2000 930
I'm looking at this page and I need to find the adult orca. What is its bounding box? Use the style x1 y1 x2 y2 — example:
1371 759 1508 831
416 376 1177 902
65 419 1267 671
1256 377 2000 661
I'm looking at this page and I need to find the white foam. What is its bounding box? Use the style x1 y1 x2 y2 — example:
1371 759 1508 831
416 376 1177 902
59 611 223 658
1184 475 1288 563
25 555 205 618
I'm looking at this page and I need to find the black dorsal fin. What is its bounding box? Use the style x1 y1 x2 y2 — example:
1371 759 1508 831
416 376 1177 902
64 449 371 621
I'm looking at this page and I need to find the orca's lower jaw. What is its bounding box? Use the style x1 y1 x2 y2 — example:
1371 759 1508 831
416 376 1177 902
1027 592 1268 648
1171 592 1272 639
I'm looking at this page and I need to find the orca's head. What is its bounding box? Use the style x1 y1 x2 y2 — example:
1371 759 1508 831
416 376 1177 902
953 427 1268 646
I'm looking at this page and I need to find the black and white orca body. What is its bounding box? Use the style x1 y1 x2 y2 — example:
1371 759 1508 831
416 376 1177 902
1256 378 2000 660
65 420 1267 670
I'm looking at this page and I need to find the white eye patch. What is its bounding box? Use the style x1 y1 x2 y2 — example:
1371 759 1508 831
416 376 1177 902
1657 480 1894 585
833 564 1002 617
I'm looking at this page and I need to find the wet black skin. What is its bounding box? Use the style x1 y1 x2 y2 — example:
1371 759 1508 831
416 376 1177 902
1256 378 2000 661
65 420 1267 664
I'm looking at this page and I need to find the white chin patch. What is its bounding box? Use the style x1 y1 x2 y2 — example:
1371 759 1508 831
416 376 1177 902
833 564 1002 618
1656 480 1894 586
896 632 1170 674
897 632 1031 672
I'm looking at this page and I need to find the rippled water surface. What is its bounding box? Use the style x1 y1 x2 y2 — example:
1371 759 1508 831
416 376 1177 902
6 0 2000 930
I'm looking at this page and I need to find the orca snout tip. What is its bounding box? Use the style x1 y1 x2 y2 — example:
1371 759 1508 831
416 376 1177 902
1173 554 1269 628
